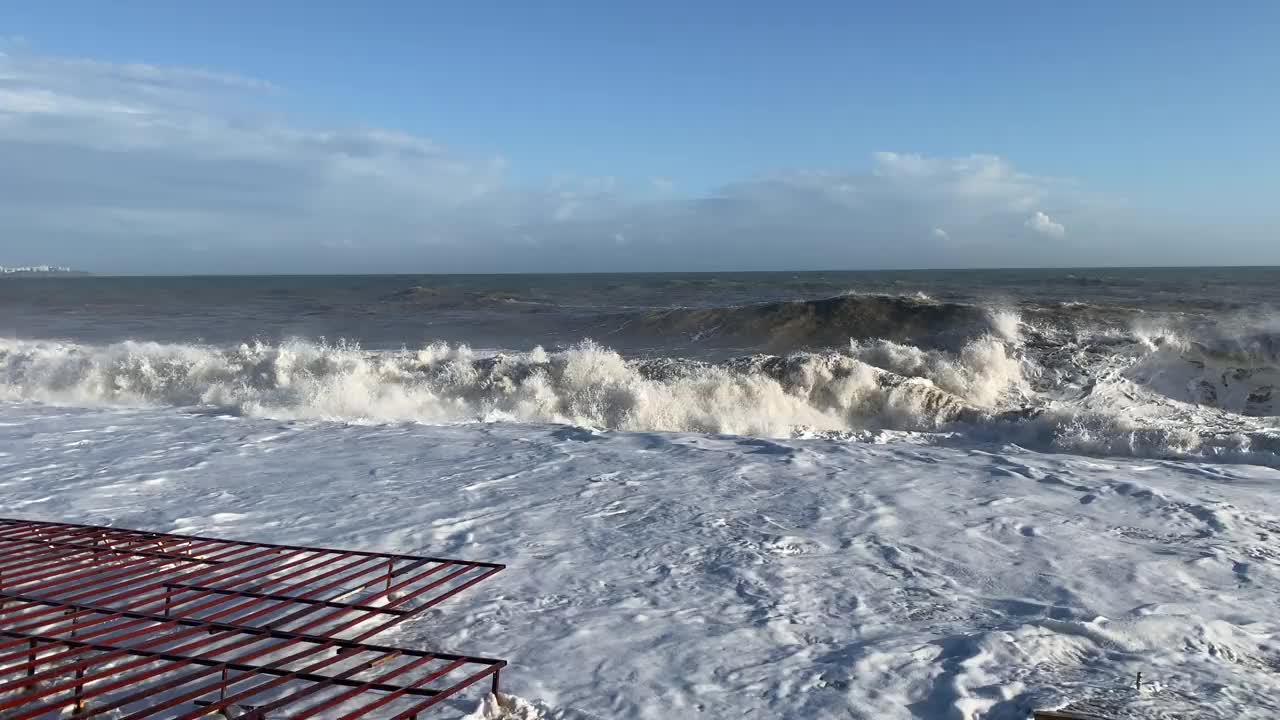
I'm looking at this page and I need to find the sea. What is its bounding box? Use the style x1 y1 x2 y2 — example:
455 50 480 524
3 268 1280 717
2 267 1278 466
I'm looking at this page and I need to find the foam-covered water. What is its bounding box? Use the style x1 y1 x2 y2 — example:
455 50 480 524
5 405 1279 718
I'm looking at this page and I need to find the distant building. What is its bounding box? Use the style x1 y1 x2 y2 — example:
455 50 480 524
0 265 80 275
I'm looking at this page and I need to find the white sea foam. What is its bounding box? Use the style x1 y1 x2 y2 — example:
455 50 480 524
1 319 1276 466
0 335 1016 432
3 403 1278 718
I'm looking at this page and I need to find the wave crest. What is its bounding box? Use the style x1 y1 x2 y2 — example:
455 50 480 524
2 322 1276 467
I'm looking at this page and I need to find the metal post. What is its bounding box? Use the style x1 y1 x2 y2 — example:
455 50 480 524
73 665 86 715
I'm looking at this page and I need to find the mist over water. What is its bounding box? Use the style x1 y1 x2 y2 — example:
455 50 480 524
2 268 1277 466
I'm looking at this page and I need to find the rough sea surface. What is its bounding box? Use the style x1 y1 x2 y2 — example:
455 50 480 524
2 268 1279 718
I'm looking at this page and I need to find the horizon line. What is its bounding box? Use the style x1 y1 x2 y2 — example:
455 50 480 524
10 263 1280 278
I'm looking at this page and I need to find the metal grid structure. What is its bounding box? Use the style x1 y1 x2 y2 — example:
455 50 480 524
0 518 507 718
0 518 504 641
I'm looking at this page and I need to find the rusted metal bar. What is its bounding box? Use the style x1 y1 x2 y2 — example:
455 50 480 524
0 518 508 718
1 593 504 666
165 648 404 720
391 664 506 720
275 655 446 719
0 629 443 698
101 639 336 720
0 535 226 564
165 582 409 615
0 518 504 567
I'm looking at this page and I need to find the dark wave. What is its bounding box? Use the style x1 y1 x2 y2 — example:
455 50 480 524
623 294 997 350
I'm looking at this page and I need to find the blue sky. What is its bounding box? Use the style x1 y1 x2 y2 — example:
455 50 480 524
1 1 1277 272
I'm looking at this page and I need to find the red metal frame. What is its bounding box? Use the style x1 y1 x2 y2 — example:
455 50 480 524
0 518 504 641
0 518 507 718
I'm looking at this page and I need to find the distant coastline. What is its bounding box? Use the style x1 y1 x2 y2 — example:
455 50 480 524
0 265 89 277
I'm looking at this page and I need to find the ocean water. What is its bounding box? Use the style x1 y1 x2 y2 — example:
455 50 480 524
4 267 1279 351
2 268 1278 465
3 270 1280 718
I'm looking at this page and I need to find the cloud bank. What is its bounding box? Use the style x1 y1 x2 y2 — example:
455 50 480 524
0 47 1268 272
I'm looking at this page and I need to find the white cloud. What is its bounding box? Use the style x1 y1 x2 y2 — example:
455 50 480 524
1025 211 1066 238
650 177 675 194
4 46 1249 272
872 152 1044 211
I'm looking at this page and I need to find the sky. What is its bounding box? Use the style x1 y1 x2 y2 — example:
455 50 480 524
1 1 1277 273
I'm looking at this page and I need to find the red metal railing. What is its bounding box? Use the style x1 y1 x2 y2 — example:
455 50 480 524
0 518 507 718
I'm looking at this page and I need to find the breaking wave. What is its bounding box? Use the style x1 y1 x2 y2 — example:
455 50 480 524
2 312 1277 467
0 336 1017 436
